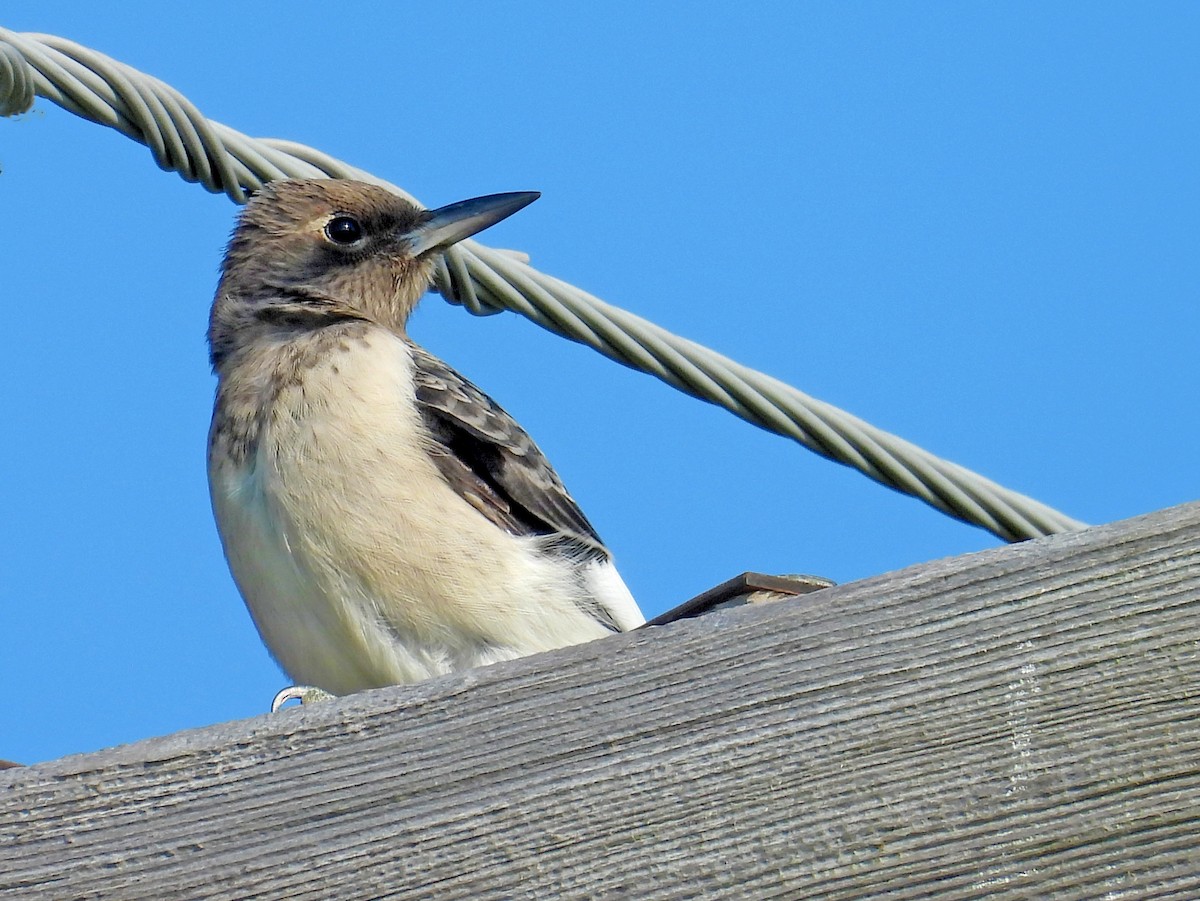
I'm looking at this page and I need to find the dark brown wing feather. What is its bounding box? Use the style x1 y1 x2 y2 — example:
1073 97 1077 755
409 343 609 561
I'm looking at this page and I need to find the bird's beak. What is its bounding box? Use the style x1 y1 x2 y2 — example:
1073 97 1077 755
405 191 540 257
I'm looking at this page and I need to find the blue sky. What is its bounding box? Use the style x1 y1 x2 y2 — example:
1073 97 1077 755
2 4 1197 765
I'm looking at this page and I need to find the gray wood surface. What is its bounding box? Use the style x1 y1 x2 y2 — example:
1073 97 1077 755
3 502 1199 900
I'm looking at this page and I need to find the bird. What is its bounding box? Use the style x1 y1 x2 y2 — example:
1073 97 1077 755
207 178 644 697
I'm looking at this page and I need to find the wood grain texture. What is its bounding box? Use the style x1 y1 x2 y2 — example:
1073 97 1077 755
3 502 1199 900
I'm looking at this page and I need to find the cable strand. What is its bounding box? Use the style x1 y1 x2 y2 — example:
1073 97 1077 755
0 27 1087 542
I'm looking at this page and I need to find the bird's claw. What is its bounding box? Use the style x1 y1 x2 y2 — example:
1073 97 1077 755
271 685 334 712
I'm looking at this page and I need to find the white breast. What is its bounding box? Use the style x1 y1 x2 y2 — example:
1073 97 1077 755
209 330 637 694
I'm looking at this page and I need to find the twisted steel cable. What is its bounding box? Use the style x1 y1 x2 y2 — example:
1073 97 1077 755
0 27 1086 542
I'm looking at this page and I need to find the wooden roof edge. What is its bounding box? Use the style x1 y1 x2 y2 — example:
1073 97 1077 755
3 500 1198 899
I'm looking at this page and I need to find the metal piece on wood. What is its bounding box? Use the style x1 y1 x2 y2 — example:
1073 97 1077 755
2 502 1199 900
642 571 835 626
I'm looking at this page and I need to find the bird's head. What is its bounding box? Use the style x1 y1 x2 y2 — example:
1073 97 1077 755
210 179 538 365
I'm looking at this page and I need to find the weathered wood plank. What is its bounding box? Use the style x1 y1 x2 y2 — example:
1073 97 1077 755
3 502 1199 900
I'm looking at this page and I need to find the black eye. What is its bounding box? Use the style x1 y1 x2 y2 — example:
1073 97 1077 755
325 215 364 245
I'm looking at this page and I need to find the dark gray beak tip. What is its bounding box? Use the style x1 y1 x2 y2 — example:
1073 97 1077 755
406 191 541 257
508 190 542 208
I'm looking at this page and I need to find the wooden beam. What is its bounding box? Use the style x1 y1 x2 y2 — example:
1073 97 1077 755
4 502 1199 899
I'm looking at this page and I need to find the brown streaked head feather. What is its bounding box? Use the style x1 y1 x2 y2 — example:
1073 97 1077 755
210 180 436 369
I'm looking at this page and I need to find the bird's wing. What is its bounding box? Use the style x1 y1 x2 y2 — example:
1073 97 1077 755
409 343 609 562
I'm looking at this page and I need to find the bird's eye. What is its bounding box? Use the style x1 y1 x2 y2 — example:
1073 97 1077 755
324 215 364 245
